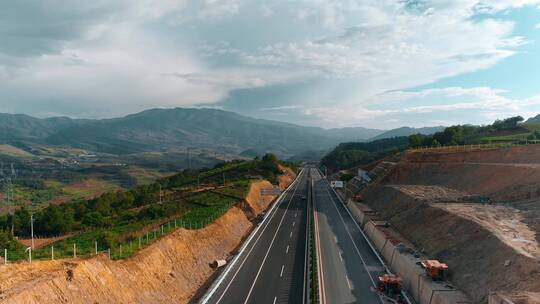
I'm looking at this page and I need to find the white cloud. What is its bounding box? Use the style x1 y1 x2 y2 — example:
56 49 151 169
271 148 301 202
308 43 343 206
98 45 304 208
301 86 540 128
0 0 539 125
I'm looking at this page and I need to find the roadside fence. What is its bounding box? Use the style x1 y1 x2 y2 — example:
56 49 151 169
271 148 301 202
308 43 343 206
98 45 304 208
2 202 235 264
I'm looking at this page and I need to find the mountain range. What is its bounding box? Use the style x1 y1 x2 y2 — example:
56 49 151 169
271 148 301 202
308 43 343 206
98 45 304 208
369 126 445 141
0 108 442 158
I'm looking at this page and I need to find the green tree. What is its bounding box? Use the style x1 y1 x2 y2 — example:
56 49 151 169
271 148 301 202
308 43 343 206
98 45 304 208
408 134 427 147
82 212 105 227
492 116 524 130
262 153 278 163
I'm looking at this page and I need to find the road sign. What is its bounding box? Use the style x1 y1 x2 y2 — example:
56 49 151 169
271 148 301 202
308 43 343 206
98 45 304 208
331 181 344 188
261 187 282 196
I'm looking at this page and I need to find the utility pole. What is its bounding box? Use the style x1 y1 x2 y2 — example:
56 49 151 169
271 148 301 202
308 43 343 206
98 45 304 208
30 213 35 250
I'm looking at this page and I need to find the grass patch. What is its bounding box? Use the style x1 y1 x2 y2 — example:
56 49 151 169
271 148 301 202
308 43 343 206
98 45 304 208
481 132 531 142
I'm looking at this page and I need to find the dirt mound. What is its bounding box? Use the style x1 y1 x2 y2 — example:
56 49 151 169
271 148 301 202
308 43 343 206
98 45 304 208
244 166 296 216
362 145 540 303
245 180 277 215
277 164 296 189
0 207 252 304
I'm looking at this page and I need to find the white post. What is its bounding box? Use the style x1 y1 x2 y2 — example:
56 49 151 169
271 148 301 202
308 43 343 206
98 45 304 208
95 241 98 255
51 246 54 260
108 248 111 259
28 248 32 263
120 245 122 257
174 219 177 228
73 243 77 258
161 225 164 235
138 237 141 249
4 248 6 264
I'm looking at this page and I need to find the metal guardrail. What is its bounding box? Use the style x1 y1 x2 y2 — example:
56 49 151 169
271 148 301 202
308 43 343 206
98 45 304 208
305 172 319 304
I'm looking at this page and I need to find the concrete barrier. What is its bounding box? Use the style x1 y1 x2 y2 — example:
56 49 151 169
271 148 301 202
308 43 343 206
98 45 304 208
353 209 472 304
346 201 379 228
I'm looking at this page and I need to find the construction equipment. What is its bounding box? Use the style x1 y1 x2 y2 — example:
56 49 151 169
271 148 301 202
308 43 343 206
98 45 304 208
377 274 405 303
421 260 448 280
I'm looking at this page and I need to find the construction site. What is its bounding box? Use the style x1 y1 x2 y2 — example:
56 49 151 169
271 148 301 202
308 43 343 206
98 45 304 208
340 145 540 304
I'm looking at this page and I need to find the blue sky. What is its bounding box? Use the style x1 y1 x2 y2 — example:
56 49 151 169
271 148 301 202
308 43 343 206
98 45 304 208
0 1 539 129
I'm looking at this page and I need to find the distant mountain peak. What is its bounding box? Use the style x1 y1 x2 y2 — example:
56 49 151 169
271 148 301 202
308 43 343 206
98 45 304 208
368 126 445 141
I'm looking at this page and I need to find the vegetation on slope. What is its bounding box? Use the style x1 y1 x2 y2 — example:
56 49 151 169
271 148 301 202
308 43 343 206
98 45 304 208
321 115 540 173
320 137 409 171
0 154 291 261
407 116 535 147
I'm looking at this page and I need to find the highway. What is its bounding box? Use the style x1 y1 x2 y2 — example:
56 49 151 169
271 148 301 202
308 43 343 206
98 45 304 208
203 168 309 304
312 168 385 304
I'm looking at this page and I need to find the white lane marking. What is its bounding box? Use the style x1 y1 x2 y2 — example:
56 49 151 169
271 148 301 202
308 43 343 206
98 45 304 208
242 175 302 304
211 169 305 304
280 265 284 277
295 212 297 218
339 251 343 262
346 275 352 289
293 221 295 227
334 236 338 243
273 296 277 304
289 231 292 238
286 245 289 254
323 186 385 303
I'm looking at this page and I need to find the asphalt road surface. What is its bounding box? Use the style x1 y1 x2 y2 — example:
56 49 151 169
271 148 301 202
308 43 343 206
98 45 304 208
312 168 385 304
203 168 309 304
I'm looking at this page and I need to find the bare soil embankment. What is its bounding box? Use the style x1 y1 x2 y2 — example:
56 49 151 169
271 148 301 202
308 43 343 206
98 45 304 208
0 207 251 304
362 146 540 303
0 167 296 304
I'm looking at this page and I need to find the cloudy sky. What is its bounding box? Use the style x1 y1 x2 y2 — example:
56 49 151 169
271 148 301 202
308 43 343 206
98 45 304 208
1 1 540 129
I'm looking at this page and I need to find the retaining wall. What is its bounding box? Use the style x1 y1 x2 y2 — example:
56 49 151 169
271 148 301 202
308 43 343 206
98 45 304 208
347 203 472 304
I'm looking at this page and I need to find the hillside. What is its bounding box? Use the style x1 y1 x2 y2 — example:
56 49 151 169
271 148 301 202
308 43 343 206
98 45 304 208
525 114 540 125
368 126 444 141
357 146 540 303
0 108 382 157
0 160 297 304
320 136 409 171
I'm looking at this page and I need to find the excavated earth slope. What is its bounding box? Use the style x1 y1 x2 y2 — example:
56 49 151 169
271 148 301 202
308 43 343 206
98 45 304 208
0 168 296 304
362 146 540 303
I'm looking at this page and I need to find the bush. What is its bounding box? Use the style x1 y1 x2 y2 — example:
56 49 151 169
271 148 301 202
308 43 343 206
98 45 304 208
97 231 118 249
82 212 105 227
0 230 23 250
